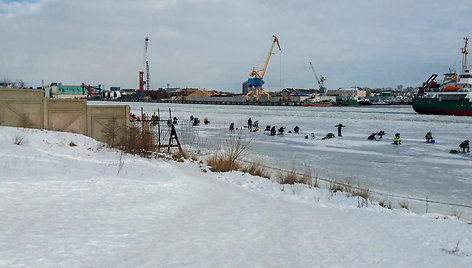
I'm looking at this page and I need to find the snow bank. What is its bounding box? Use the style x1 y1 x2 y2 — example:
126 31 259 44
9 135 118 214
0 126 471 267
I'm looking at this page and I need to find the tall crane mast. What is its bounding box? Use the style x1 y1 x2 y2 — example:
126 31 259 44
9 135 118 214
309 62 326 94
138 37 149 97
461 37 469 72
246 35 281 102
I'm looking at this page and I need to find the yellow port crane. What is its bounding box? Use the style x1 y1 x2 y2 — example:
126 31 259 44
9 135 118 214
246 35 281 102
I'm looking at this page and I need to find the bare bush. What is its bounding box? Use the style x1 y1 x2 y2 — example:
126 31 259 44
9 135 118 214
206 131 252 173
104 121 157 156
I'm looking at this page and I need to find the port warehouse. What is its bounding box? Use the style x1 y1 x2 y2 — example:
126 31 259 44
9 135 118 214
0 88 129 143
40 82 406 104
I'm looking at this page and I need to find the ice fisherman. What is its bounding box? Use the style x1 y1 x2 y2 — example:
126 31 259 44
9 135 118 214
204 118 210 125
229 122 235 131
278 127 285 135
265 125 271 131
322 133 335 140
368 133 376 140
425 132 434 143
335 124 346 136
376 130 386 139
193 117 200 126
248 118 253 130
393 133 402 145
270 126 276 136
459 140 470 153
173 117 178 124
293 126 300 133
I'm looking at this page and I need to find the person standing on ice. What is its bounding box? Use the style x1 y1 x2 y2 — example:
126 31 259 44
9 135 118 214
248 118 253 131
393 133 402 145
335 124 346 136
293 126 300 133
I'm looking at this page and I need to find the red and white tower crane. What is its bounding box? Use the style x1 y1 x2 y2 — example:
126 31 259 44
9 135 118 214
138 36 149 96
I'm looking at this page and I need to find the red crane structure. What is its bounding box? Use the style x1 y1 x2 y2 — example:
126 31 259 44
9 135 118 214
81 83 100 99
138 37 149 97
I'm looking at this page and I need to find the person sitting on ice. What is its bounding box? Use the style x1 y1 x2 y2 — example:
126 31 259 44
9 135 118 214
393 133 402 145
270 126 277 136
278 127 285 135
368 133 377 140
173 117 178 124
377 130 386 139
265 125 271 131
459 140 470 153
204 118 210 125
425 132 434 143
193 117 200 126
253 120 259 128
229 122 235 131
322 133 335 140
293 126 300 133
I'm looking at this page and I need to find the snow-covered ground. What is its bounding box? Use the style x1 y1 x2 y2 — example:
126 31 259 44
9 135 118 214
93 102 472 217
1 125 471 267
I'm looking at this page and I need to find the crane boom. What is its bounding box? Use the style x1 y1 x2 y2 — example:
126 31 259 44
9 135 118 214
250 35 281 79
309 62 326 93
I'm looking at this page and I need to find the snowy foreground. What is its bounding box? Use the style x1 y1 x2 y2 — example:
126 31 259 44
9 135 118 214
0 126 471 267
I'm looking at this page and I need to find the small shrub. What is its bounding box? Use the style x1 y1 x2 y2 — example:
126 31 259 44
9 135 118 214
378 199 392 209
69 141 77 147
329 181 344 193
241 161 270 179
278 169 298 185
207 154 239 172
206 131 251 173
399 200 410 210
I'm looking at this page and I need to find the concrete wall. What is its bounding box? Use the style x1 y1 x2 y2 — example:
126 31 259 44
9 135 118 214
0 88 45 129
0 88 129 143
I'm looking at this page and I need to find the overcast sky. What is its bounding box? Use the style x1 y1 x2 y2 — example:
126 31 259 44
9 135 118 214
1 0 471 92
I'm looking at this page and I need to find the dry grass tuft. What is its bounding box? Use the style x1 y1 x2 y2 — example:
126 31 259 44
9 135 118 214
351 187 370 200
278 168 298 185
399 200 410 210
300 168 313 186
329 181 345 193
240 161 271 179
206 131 252 173
69 141 77 147
207 154 239 172
378 199 392 209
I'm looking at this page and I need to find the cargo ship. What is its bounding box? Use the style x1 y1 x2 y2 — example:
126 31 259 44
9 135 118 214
412 37 472 116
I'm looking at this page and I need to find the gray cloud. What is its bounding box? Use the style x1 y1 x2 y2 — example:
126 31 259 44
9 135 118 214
1 0 471 91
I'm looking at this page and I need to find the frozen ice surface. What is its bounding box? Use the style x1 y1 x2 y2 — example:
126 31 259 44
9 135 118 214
94 102 472 216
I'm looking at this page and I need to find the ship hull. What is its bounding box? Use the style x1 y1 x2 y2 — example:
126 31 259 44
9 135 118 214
301 103 332 107
412 98 472 116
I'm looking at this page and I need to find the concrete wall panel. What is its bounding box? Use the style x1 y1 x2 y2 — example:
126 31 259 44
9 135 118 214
48 99 87 135
0 88 44 128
